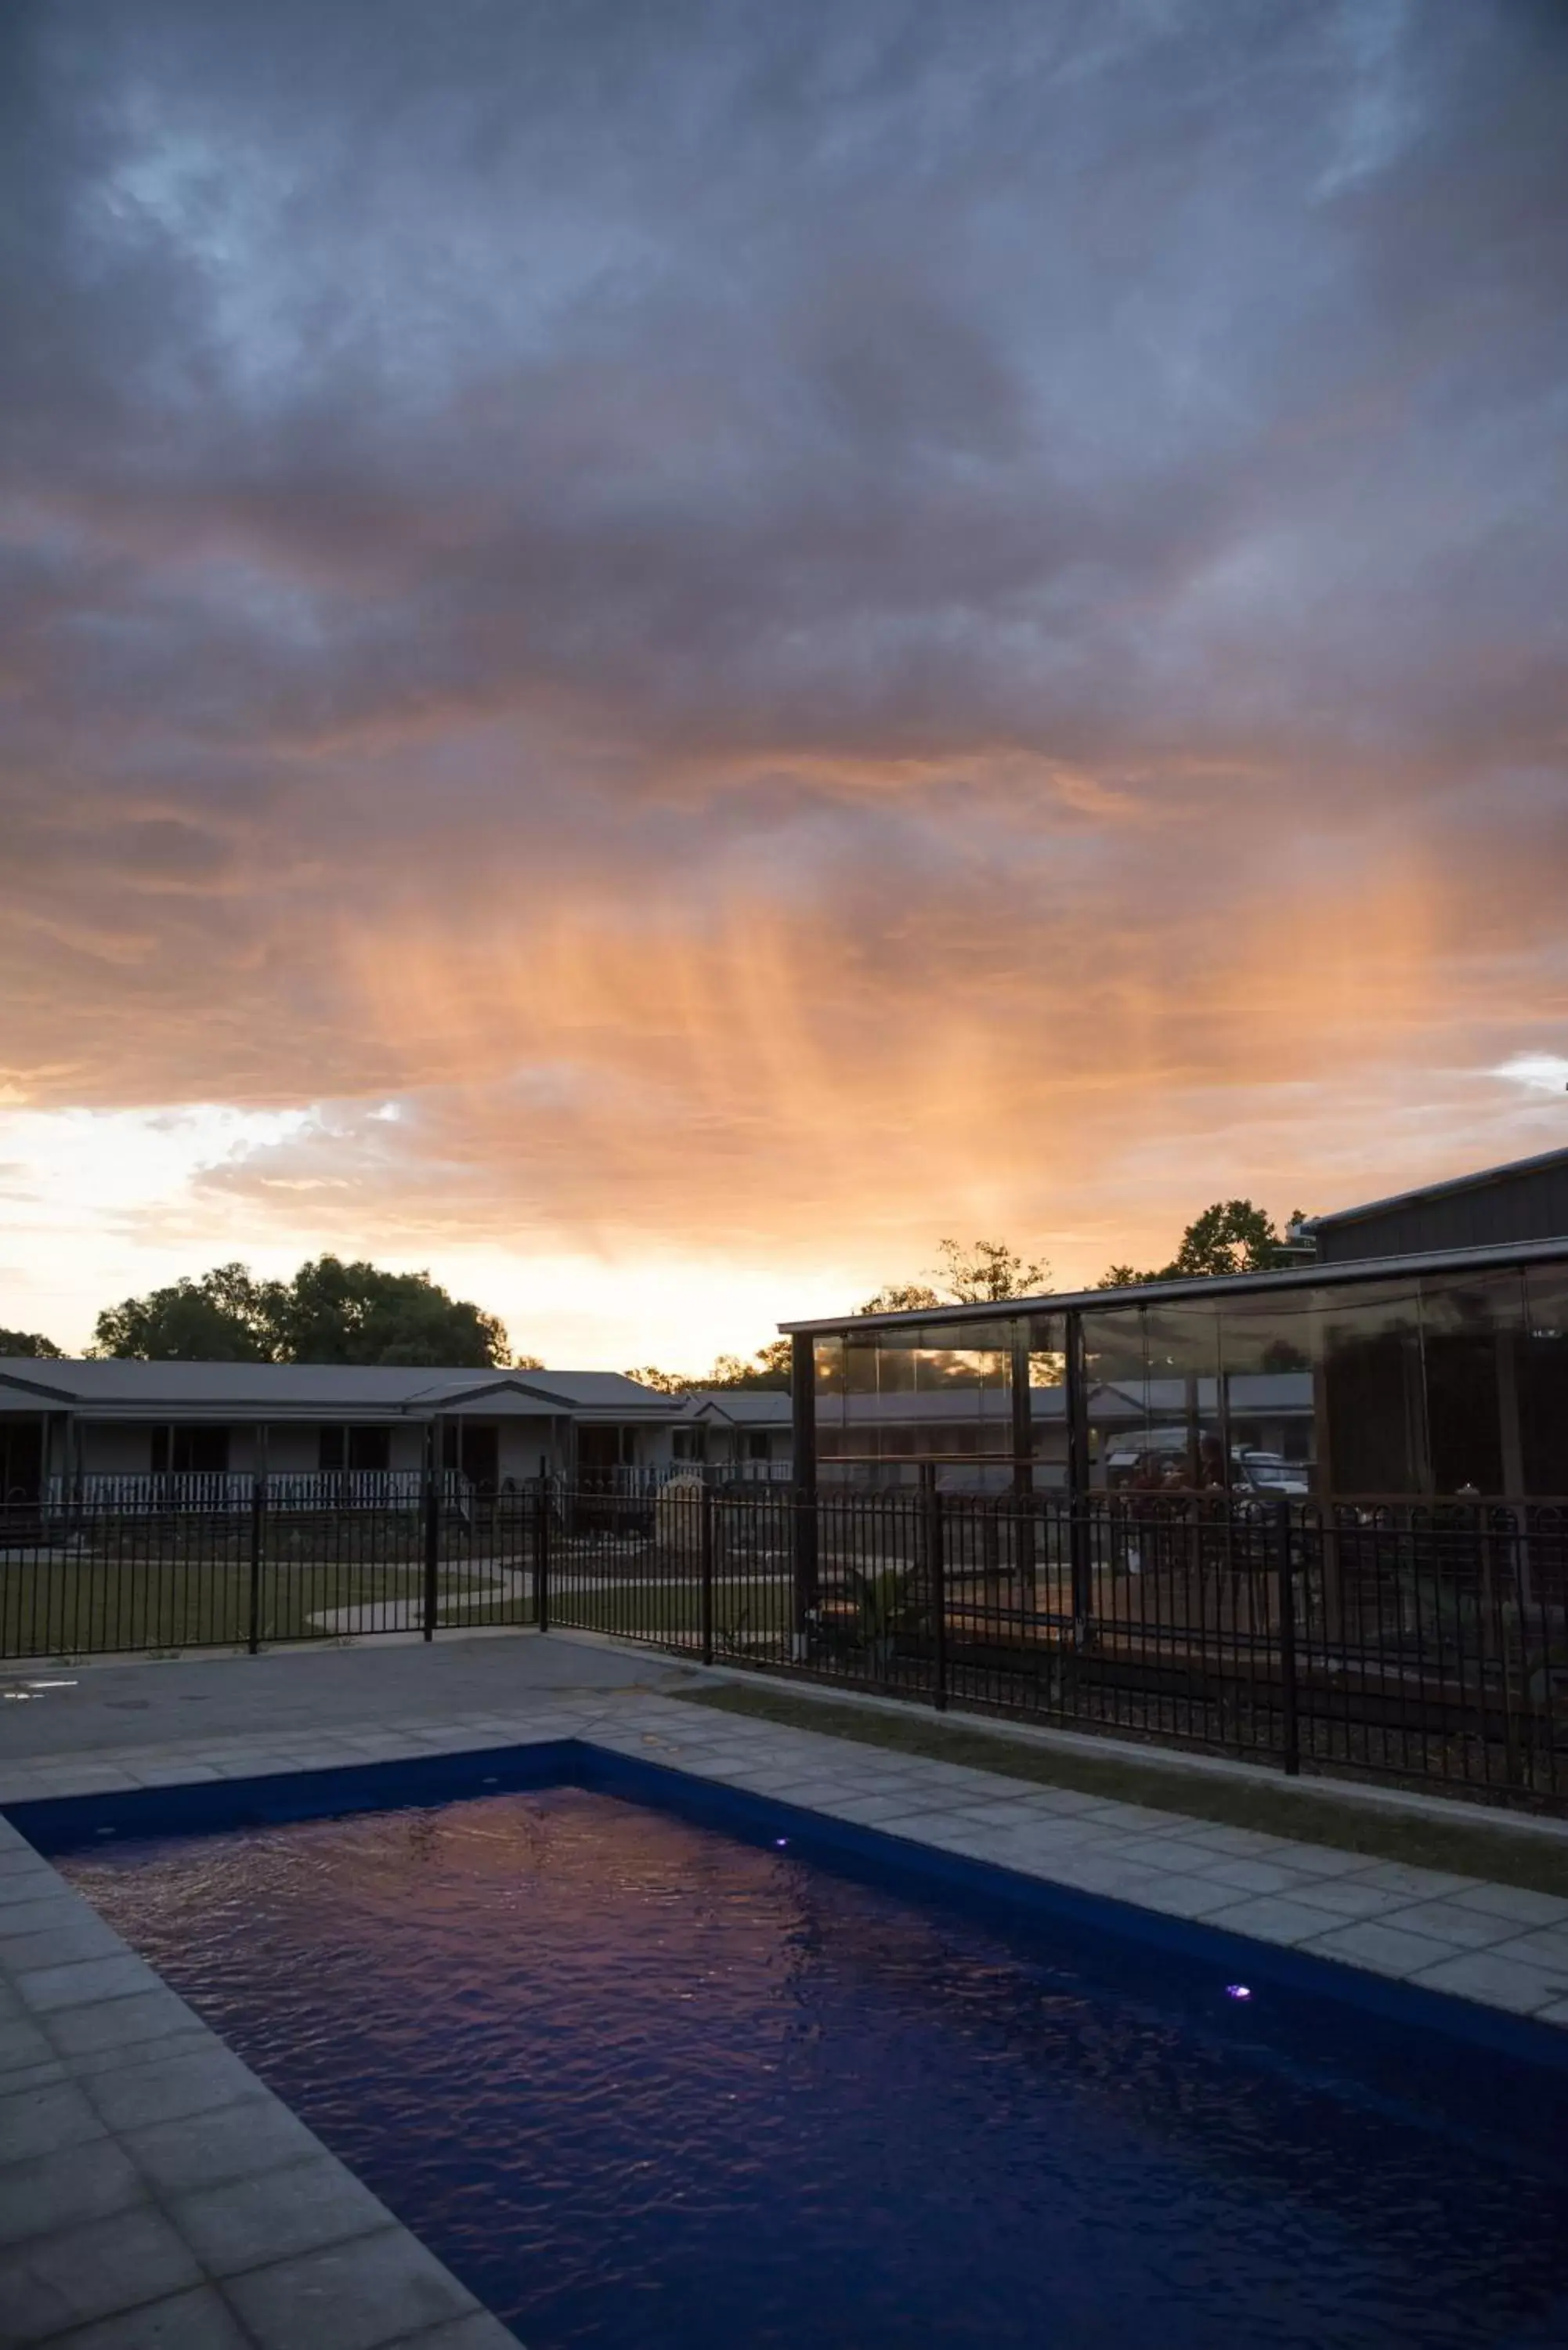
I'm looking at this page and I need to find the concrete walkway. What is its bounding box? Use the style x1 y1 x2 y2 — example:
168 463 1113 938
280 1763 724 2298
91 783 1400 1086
4 1629 1568 2346
0 1630 691 1765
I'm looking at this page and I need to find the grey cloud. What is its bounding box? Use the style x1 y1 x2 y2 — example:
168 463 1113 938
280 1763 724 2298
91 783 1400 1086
3 2 1562 770
0 0 1563 1187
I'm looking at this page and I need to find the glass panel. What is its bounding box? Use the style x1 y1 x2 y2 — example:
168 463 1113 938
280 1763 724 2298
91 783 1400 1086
1318 1276 1426 1498
811 1317 1017 1484
1140 1301 1220 1489
1521 1267 1568 1498
1027 1312 1068 1487
1218 1295 1319 1495
1082 1305 1148 1491
1026 1312 1066 1385
811 1338 847 1462
1418 1271 1523 1496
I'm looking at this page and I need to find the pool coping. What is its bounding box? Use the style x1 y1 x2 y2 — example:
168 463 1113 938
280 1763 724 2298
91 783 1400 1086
6 1691 1568 2345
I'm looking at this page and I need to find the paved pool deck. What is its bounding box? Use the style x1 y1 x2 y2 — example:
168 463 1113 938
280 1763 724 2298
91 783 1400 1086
4 1629 1568 2347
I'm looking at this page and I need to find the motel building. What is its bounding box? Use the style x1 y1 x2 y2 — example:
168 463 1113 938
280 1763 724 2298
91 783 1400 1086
0 1365 688 1510
781 1148 1568 1510
2 1146 1565 1517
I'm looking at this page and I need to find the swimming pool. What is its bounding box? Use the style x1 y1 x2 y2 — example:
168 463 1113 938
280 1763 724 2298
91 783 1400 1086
21 1744 1568 2349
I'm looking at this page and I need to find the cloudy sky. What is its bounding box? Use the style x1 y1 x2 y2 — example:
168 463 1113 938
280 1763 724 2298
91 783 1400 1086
3 0 1566 1365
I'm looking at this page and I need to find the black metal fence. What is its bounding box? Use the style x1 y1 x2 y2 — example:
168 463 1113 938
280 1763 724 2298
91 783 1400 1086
5 1477 1566 1813
0 1484 541 1658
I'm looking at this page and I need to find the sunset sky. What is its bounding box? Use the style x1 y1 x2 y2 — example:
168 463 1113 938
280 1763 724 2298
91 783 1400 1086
3 1 1566 1368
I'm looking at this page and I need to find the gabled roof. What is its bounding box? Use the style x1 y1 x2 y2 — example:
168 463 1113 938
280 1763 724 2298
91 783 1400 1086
685 1389 793 1426
0 1364 78 1405
504 1370 677 1415
0 1361 683 1420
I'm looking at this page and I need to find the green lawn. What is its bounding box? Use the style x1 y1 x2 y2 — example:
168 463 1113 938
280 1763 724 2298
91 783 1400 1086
676 1680 1568 1900
543 1574 793 1650
0 1560 525 1660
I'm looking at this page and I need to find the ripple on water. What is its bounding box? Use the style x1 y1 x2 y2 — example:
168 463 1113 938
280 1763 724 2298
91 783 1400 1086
63 1788 1568 2350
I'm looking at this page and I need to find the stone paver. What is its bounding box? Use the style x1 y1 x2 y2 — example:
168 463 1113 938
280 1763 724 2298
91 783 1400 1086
1201 1893 1356 1947
1408 1947 1568 2014
1447 1880 1568 1927
168 2155 391 2278
0 2204 205 2343
48 2285 256 2349
221 2225 482 2350
3 1628 1568 2345
0 2138 146 2248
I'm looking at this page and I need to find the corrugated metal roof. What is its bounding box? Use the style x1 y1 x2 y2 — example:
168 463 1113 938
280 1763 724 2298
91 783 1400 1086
508 1370 676 1412
685 1389 793 1424
1300 1146 1568 1232
0 1362 681 1419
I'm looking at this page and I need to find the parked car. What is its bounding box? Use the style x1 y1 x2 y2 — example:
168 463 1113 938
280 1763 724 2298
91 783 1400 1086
1103 1434 1310 1497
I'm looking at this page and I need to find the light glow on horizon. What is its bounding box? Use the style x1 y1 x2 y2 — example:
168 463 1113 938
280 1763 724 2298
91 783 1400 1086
1 5 1564 1361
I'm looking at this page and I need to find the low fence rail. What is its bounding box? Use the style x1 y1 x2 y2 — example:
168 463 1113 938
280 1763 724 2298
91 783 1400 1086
3 1479 1566 1812
38 1470 469 1513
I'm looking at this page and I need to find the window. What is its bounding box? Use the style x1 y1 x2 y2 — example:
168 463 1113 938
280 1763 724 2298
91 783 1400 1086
153 1426 230 1474
0 1418 44 1502
458 1424 499 1490
319 1425 390 1473
577 1425 634 1473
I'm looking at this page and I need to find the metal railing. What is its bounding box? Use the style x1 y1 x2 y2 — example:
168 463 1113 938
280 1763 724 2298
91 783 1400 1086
4 1478 1566 1812
537 1479 1568 1813
39 1470 468 1513
1 1480 541 1658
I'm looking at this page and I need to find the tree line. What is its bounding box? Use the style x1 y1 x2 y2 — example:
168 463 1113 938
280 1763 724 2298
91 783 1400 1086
1 1257 528 1370
2 1201 1306 1379
622 1205 1307 1393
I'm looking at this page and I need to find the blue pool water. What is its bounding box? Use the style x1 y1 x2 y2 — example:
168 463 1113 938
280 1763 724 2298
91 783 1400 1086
37 1752 1568 2350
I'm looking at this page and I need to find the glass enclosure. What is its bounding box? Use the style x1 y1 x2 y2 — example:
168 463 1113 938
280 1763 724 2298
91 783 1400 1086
809 1256 1568 1499
815 1321 1017 1491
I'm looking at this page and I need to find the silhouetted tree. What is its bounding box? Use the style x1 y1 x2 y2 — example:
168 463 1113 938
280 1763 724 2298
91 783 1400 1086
1095 1201 1310 1288
856 1282 941 1315
624 1365 695 1394
93 1265 275 1361
0 1328 67 1358
94 1256 519 1368
933 1238 1050 1302
629 1339 793 1394
855 1240 1050 1314
273 1256 511 1367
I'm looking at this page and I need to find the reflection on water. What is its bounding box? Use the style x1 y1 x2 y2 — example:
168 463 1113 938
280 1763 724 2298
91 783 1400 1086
65 1790 1568 2350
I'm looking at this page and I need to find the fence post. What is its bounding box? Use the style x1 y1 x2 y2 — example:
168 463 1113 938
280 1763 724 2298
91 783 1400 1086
422 1470 439 1643
247 1473 265 1656
923 1464 948 1713
535 1477 551 1633
1275 1492 1299 1777
699 1480 715 1668
1064 1310 1093 1647
789 1332 819 1660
